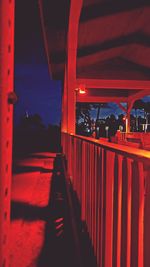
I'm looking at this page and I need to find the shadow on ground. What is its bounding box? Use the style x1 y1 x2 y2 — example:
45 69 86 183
11 154 97 267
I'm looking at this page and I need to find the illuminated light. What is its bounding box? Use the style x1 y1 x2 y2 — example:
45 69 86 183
123 116 126 121
75 84 86 95
79 88 86 94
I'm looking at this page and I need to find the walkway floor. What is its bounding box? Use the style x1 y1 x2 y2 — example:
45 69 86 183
10 152 55 267
10 152 97 267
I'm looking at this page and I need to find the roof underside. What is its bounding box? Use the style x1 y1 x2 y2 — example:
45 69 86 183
40 0 150 100
77 0 150 81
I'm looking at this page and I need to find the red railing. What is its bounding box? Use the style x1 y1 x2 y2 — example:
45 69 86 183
62 132 150 267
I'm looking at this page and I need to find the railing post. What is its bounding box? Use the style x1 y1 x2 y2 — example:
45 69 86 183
144 164 150 267
105 150 115 267
126 158 132 267
138 162 144 267
0 1 15 266
116 155 123 267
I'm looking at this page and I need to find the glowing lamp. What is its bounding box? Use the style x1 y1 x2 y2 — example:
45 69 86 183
79 88 86 94
75 84 86 95
123 116 126 121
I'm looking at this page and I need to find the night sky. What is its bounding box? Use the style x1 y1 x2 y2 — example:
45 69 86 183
14 0 61 127
14 1 150 127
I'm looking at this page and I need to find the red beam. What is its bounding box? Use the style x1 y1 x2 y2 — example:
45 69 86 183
76 78 150 90
77 96 127 103
128 89 150 102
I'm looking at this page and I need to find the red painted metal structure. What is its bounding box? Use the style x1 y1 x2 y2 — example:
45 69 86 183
0 1 15 267
39 1 150 266
0 1 150 267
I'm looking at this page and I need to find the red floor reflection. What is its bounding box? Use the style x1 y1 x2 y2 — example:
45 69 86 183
10 153 55 267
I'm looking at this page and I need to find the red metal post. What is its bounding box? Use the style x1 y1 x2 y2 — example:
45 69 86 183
62 0 83 134
0 1 15 266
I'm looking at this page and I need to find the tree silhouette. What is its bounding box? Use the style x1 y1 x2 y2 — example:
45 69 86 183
143 102 150 125
76 103 93 135
132 99 144 130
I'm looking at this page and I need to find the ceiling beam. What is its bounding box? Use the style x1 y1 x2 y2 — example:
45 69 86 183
76 78 150 90
77 96 127 103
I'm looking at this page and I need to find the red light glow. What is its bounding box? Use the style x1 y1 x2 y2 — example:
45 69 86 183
76 84 86 95
79 88 86 94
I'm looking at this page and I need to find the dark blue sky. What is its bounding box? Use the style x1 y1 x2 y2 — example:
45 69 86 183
14 64 61 126
14 0 61 127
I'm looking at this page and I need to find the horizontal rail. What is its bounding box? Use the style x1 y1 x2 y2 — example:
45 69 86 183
69 134 150 162
62 132 150 267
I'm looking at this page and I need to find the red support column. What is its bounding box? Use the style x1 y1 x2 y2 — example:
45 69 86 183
61 65 68 132
0 1 15 266
64 0 83 134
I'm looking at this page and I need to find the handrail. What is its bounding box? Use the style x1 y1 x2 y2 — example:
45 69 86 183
68 133 150 162
62 132 150 267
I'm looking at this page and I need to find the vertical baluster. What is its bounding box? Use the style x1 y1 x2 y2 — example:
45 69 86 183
116 155 123 267
144 163 150 267
121 158 128 267
105 150 115 267
126 158 132 267
138 162 144 267
90 144 92 240
101 148 106 267
93 145 97 254
96 147 101 266
92 144 95 245
81 142 86 220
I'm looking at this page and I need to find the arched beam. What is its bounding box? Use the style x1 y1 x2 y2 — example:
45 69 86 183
128 89 150 102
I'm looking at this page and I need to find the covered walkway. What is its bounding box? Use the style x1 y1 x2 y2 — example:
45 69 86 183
0 1 150 267
10 152 96 267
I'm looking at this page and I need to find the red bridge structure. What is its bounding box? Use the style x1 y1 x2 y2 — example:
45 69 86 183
0 1 150 267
